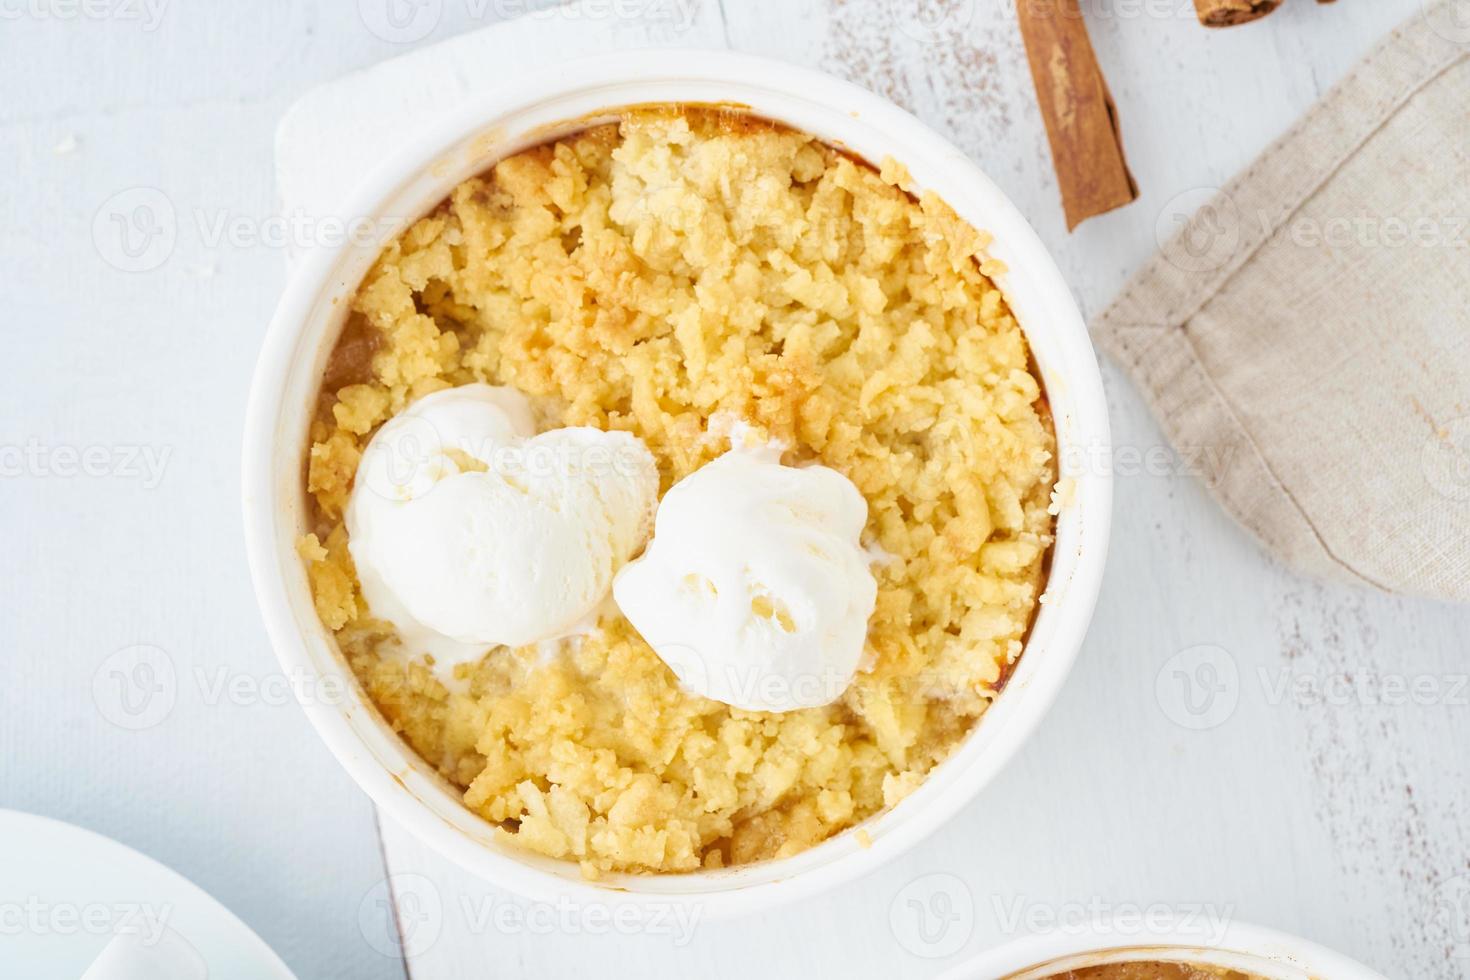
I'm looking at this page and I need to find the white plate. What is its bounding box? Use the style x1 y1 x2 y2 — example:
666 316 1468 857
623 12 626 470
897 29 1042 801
0 810 297 980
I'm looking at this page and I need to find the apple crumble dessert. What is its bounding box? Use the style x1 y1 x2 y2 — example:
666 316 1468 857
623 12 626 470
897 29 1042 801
1036 964 1266 980
299 106 1056 876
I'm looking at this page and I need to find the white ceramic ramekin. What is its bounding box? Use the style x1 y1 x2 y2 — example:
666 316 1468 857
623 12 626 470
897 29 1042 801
941 920 1388 979
242 50 1111 917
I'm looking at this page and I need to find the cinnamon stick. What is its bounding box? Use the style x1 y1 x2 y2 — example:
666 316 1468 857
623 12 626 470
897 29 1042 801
1015 0 1138 231
1194 0 1283 27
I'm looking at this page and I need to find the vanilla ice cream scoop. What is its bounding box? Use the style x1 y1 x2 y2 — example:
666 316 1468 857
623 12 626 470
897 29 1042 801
347 384 658 677
613 444 878 712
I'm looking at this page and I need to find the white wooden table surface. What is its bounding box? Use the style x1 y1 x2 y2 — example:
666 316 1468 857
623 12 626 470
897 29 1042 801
5 2 1469 979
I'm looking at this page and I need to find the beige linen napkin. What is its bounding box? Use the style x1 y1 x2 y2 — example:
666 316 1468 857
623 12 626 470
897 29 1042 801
1094 1 1470 602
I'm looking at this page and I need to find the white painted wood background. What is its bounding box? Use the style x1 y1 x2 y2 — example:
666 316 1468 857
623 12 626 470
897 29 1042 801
5 1 1469 979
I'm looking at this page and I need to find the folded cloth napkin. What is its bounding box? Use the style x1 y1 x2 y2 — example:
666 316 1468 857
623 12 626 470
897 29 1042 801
79 927 207 980
1094 0 1470 603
